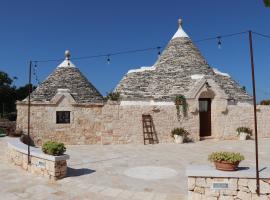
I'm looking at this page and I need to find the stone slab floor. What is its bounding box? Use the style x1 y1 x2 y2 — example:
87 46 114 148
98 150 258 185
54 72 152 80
0 137 269 200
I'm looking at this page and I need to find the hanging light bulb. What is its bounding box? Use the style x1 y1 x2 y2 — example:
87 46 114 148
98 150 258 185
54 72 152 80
217 36 222 49
107 54 111 64
157 46 161 57
34 61 40 85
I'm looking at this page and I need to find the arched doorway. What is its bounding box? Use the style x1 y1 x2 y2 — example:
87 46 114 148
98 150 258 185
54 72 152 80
199 90 215 138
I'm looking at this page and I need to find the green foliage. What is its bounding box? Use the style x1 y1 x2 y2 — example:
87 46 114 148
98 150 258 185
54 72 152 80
0 128 6 137
236 127 252 135
174 95 188 119
0 71 13 87
171 128 189 138
105 91 121 101
260 99 270 105
42 141 66 156
0 71 36 118
264 0 270 7
208 152 245 164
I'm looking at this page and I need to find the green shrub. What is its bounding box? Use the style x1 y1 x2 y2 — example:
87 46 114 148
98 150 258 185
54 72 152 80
105 91 121 101
208 152 245 164
236 127 252 135
260 100 270 105
42 141 66 156
0 128 6 137
171 128 189 138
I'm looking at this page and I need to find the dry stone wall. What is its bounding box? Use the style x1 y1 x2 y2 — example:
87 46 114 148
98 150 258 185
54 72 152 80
7 140 68 180
188 177 270 200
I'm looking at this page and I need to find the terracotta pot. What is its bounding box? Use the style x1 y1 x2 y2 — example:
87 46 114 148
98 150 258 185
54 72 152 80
214 161 239 171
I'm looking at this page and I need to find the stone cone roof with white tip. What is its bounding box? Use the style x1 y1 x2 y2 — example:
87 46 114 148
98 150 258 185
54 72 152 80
116 19 252 102
30 51 103 104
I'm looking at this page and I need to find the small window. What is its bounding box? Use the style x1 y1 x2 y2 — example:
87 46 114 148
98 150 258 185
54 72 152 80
56 111 70 124
199 100 208 112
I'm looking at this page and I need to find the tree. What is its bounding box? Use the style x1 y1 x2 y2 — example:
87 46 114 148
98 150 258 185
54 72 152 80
0 71 16 116
264 0 270 7
0 71 36 118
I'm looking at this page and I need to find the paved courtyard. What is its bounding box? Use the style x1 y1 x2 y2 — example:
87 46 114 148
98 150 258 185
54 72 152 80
0 137 270 200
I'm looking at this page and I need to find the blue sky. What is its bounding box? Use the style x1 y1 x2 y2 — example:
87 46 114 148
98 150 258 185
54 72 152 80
0 0 269 100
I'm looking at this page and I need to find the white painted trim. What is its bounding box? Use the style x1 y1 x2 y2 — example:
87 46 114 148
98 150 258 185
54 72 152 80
120 101 175 106
7 138 69 161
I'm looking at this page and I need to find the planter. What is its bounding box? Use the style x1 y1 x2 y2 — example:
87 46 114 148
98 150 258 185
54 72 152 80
214 161 239 171
239 132 248 140
174 135 184 144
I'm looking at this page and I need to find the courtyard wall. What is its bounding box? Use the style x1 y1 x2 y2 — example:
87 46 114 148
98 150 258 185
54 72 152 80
16 98 270 145
16 96 103 145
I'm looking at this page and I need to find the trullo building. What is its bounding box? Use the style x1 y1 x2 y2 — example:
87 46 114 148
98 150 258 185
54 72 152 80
16 19 270 145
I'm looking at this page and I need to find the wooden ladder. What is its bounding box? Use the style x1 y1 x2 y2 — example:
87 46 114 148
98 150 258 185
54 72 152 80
142 114 158 145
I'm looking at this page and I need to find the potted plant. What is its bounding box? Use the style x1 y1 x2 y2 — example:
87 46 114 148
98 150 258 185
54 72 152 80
236 127 252 140
171 128 189 144
208 152 245 171
42 141 66 156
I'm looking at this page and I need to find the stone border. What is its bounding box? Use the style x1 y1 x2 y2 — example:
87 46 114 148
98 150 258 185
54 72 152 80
7 138 69 180
186 165 270 199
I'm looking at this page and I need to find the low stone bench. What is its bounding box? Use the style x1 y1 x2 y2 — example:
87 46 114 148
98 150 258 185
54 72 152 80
186 165 270 200
7 138 70 180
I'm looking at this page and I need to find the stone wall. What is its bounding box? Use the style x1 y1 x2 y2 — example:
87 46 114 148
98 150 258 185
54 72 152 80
16 96 103 145
16 94 270 145
188 177 270 200
7 139 69 180
101 102 199 144
216 105 270 139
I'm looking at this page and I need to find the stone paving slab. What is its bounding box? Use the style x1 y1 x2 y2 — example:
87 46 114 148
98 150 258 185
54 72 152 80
0 137 270 200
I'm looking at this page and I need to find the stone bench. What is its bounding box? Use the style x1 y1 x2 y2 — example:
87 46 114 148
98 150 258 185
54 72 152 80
186 165 270 200
7 138 70 180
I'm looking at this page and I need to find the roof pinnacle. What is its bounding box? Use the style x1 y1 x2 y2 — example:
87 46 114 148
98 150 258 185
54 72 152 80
178 18 183 27
65 50 71 60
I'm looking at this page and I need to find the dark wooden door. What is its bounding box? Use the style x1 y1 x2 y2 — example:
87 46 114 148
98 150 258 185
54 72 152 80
199 98 211 137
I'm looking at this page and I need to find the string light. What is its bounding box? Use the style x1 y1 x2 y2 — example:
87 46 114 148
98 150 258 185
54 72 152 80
157 46 161 57
30 30 270 64
107 54 111 64
217 36 222 49
33 61 40 85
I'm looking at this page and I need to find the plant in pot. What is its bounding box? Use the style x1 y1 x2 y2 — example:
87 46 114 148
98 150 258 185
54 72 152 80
42 141 66 156
236 127 252 140
171 128 189 144
208 152 245 171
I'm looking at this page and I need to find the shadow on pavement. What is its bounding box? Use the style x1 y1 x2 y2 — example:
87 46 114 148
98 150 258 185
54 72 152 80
67 167 96 177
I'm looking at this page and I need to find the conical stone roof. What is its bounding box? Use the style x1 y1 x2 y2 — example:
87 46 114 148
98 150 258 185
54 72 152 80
30 51 103 104
116 19 252 102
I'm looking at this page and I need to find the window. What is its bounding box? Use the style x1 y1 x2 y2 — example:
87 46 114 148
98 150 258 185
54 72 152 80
56 111 70 124
199 100 208 112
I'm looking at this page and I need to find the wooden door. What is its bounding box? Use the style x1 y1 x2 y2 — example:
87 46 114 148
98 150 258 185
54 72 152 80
199 98 212 137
